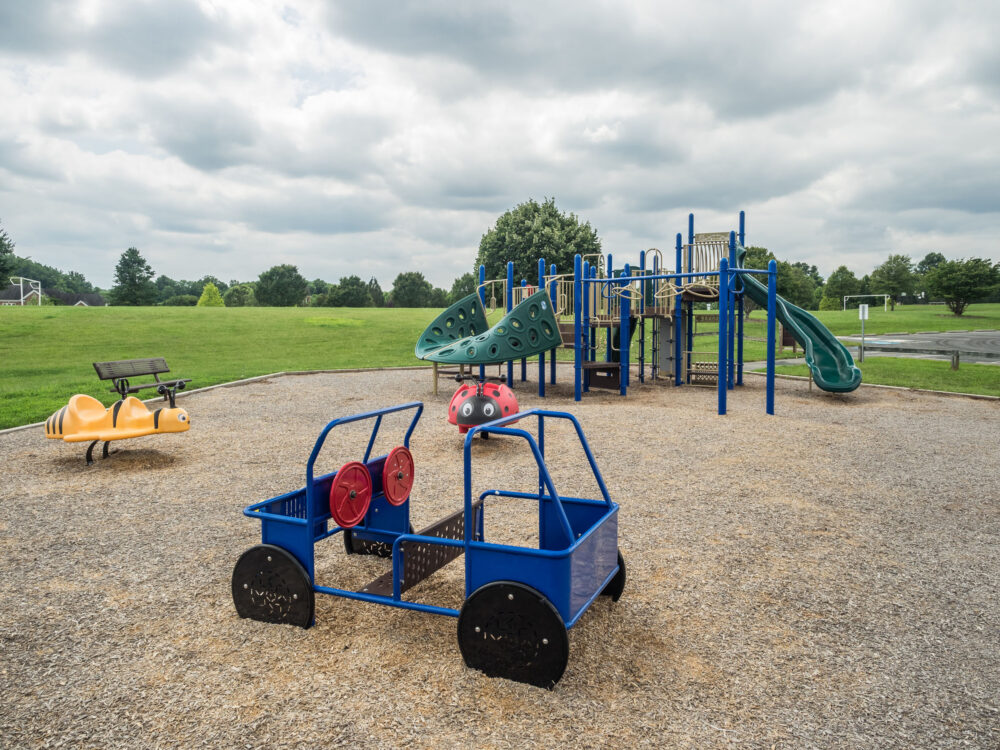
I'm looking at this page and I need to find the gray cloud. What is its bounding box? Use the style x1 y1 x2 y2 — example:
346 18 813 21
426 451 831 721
142 96 261 171
0 1 75 55
2 0 999 290
0 0 226 77
235 191 394 235
86 1 224 78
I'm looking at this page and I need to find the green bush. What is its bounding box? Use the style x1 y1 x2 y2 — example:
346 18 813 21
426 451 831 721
163 294 198 306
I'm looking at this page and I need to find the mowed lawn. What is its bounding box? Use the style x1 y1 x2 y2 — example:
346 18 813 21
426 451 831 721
774 358 1000 397
2 303 998 429
0 306 439 429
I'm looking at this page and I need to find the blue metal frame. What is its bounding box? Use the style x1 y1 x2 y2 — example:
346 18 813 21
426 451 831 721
243 402 423 584
466 210 777 415
241 403 620 629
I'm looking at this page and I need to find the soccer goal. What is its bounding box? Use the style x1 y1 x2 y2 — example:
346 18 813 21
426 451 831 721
8 277 43 306
843 294 889 312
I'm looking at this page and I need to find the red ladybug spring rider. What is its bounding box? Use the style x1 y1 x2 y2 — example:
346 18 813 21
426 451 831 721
447 376 519 438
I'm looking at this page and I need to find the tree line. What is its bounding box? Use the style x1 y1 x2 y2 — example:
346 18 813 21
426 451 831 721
741 248 1000 317
2 204 997 315
106 248 481 309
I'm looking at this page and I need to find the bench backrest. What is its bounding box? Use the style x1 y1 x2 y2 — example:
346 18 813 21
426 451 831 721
93 358 170 381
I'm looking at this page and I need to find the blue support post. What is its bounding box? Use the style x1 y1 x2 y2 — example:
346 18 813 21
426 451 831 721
738 212 746 385
506 262 514 388
583 266 601 376
686 214 694 383
718 259 728 415
728 232 736 390
620 268 630 396
688 213 694 266
520 279 527 382
675 233 683 386
538 259 546 397
478 265 486 382
586 266 596 393
767 259 776 415
550 263 557 385
638 251 645 383
737 292 744 386
573 255 582 401
605 253 613 363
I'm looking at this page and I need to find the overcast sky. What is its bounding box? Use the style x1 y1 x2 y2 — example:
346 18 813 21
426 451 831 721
1 0 998 290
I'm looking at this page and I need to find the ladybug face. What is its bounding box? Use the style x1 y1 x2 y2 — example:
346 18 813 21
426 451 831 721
456 394 501 426
448 381 520 432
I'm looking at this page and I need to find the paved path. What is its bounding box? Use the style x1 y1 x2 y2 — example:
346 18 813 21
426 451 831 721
839 329 1000 364
745 329 1000 369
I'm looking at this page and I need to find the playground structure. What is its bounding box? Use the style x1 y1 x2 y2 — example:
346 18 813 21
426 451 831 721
417 212 861 414
232 402 625 689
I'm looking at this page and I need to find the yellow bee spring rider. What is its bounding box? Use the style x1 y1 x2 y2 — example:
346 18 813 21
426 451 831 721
45 394 190 465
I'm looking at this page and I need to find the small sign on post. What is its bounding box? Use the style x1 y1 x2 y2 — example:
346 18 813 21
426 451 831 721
858 304 868 362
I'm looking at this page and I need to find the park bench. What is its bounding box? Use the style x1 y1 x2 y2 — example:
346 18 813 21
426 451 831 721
93 358 191 408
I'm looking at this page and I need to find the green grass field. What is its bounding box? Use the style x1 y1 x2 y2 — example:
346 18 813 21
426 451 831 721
2 302 998 430
774 357 1000 397
0 306 439 429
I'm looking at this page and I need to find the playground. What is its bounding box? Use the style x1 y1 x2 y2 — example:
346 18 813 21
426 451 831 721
1 367 997 747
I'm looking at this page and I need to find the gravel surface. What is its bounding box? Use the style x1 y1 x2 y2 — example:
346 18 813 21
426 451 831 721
2 367 998 749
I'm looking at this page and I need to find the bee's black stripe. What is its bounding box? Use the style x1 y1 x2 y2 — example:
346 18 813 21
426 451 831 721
58 406 66 434
112 400 124 428
46 413 53 434
153 409 161 429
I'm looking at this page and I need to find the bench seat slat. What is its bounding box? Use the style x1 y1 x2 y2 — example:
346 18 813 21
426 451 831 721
93 358 170 381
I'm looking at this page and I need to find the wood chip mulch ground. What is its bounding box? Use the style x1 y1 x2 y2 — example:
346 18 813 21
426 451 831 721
1 367 997 749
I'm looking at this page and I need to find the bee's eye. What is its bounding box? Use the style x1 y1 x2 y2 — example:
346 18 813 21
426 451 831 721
178 414 187 422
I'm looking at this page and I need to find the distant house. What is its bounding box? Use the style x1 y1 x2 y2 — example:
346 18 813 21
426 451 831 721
0 284 107 307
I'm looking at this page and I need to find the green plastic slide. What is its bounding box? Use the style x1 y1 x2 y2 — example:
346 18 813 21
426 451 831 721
415 290 562 365
736 247 861 393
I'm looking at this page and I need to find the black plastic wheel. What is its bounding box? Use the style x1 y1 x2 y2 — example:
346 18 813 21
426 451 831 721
343 523 414 557
231 544 314 628
457 581 569 689
600 550 626 602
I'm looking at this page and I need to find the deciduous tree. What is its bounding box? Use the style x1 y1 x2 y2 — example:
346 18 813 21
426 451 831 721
389 271 434 307
256 264 308 307
448 272 477 303
819 265 861 310
0 219 14 280
869 254 915 310
224 283 256 307
321 275 373 307
925 258 1000 316
916 252 946 276
367 277 385 307
476 197 601 282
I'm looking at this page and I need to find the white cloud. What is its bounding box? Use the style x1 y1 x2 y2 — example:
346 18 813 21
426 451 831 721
0 0 998 291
